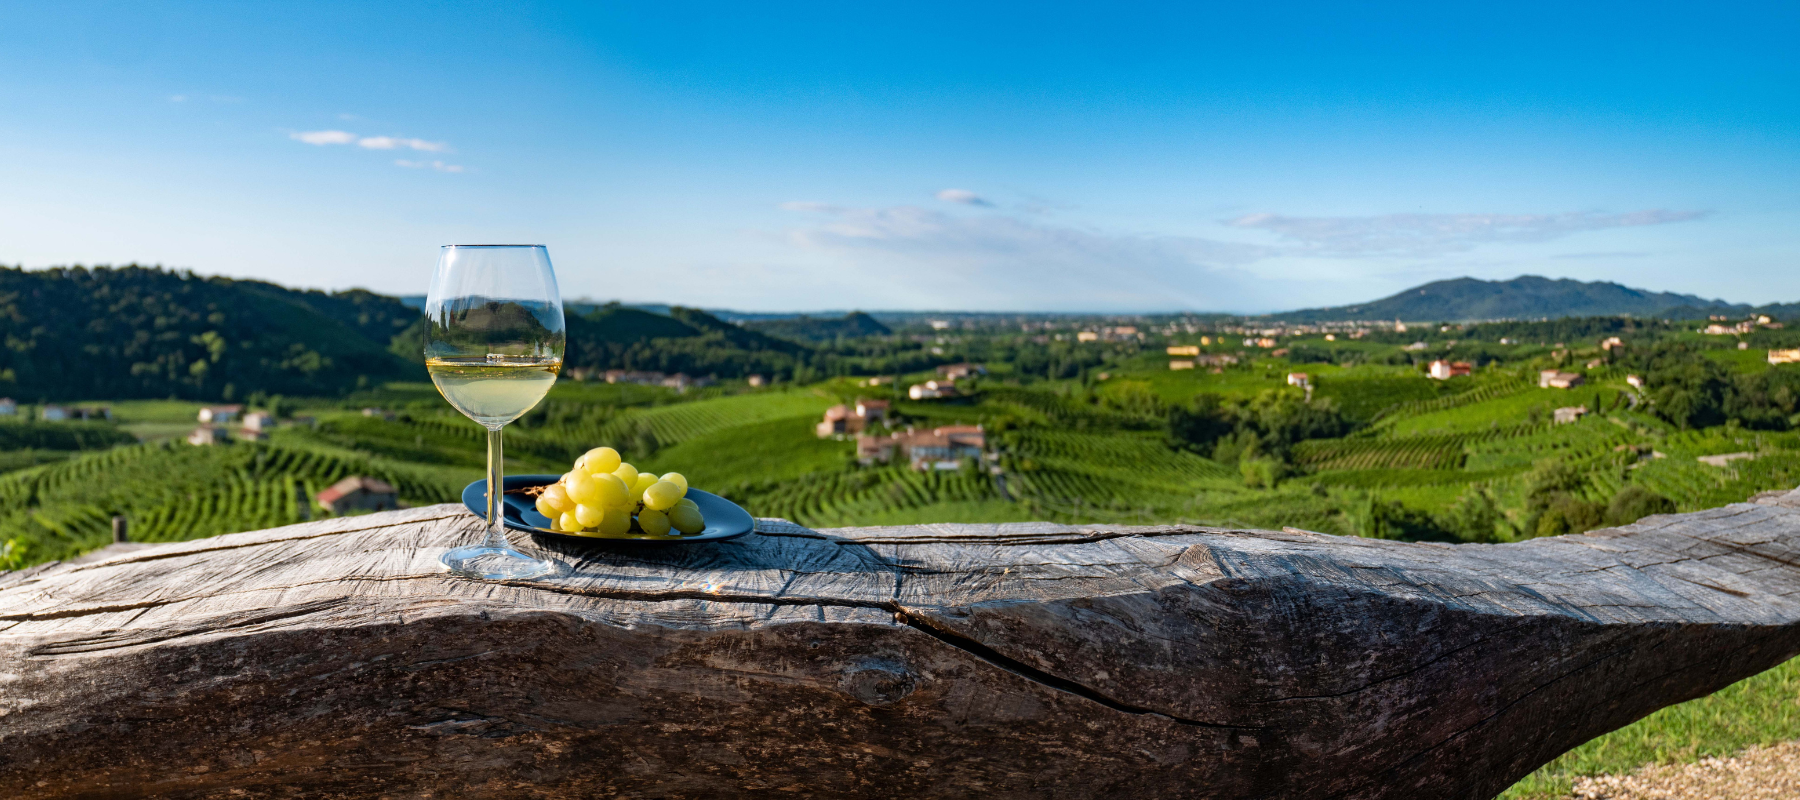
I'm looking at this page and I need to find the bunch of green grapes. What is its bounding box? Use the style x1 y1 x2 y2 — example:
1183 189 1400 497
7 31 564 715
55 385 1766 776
534 446 705 535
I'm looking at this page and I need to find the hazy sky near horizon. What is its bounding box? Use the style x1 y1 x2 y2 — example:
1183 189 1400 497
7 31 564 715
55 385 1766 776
1 1 1795 312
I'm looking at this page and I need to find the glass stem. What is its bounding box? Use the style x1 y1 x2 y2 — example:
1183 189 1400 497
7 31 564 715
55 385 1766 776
484 424 508 550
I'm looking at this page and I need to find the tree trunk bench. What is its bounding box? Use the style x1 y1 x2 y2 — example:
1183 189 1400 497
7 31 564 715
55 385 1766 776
4 490 1800 799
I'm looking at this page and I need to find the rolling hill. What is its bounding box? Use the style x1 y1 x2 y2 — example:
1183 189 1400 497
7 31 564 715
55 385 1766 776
1270 275 1744 322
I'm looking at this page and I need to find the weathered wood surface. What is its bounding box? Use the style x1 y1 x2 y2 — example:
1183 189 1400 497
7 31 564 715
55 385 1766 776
4 490 1800 799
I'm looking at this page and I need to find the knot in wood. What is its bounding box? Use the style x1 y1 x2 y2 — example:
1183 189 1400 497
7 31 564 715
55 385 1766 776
839 658 917 706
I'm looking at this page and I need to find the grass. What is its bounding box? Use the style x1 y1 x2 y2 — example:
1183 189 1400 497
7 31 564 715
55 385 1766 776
1502 656 1800 798
638 414 850 490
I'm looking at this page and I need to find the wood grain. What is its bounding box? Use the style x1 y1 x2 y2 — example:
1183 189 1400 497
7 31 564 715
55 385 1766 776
2 488 1798 799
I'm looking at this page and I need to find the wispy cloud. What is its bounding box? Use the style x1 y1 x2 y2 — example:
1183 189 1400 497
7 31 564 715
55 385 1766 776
1223 209 1707 257
779 202 1268 310
358 136 449 152
289 130 450 153
395 159 464 173
290 130 358 145
935 188 993 207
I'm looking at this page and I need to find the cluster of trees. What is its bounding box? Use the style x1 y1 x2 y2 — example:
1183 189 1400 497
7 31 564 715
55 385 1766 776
1349 465 1678 544
1166 390 1351 486
1631 342 1800 430
0 266 419 402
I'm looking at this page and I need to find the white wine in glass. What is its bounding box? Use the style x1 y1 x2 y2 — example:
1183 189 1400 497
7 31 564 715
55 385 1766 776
425 244 565 580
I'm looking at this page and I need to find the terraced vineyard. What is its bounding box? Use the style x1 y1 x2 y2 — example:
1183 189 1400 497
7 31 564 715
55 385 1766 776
0 439 474 565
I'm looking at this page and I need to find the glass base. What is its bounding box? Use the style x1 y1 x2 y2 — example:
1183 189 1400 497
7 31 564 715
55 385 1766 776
441 543 561 580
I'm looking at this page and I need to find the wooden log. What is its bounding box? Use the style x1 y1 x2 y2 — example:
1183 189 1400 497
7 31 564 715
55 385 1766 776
2 489 1800 799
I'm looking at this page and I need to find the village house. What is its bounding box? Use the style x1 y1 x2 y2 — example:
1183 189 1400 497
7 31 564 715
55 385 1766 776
1286 372 1310 388
908 379 958 400
1167 345 1201 357
1601 337 1625 350
603 370 667 385
187 426 229 446
1169 360 1195 371
1586 359 1605 369
316 476 399 515
1403 341 1429 351
746 374 765 387
856 425 986 470
662 373 713 393
816 399 890 438
1428 360 1473 380
243 411 275 431
936 363 986 380
1195 354 1239 368
197 405 243 424
1770 349 1800 365
1627 375 1645 388
1540 370 1586 390
1199 336 1214 346
361 408 397 421
1076 331 1099 342
1554 407 1589 425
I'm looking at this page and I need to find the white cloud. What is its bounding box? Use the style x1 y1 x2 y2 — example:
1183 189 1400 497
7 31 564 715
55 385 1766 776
168 94 188 103
358 136 449 152
396 159 464 173
935 188 993 207
1224 209 1707 257
291 130 357 146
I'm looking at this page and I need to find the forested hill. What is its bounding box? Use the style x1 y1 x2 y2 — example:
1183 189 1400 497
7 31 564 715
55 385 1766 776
0 266 420 402
562 305 811 378
1270 275 1743 322
742 311 891 342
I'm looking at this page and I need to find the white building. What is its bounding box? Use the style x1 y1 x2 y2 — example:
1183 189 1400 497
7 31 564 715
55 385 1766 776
198 405 243 424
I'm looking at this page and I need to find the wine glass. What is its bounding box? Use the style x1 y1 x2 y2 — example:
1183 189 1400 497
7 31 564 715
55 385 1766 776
425 244 565 580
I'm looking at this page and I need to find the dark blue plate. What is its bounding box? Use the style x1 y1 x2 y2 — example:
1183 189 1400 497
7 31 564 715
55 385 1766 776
462 474 754 544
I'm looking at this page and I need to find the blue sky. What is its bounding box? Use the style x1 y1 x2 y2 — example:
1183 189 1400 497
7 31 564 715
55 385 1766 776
1 1 1795 312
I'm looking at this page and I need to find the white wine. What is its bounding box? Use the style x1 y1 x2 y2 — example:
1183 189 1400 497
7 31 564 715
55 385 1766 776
426 356 560 427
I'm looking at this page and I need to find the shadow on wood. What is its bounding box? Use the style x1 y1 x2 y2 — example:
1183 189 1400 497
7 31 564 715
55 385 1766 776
3 488 1800 799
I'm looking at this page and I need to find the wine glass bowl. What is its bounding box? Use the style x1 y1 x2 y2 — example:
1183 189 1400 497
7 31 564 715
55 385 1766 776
425 245 565 580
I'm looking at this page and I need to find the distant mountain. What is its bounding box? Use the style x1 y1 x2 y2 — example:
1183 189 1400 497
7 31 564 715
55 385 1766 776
742 312 892 343
1268 276 1746 322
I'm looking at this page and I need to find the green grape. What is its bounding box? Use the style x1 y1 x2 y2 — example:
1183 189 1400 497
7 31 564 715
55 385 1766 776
613 462 640 488
565 472 600 505
659 472 688 493
631 472 658 504
643 480 683 511
558 511 582 533
541 483 574 512
535 496 560 519
598 506 632 535
637 508 672 535
579 446 622 475
575 503 604 527
668 504 705 534
592 472 630 509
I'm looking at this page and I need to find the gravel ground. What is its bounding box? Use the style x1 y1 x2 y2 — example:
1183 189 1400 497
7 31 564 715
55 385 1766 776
1570 741 1800 799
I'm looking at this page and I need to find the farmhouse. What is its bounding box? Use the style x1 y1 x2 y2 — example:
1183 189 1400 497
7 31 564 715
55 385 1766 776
187 426 228 446
816 399 889 438
936 363 986 379
1554 407 1588 425
316 476 399 515
1427 360 1472 380
1771 349 1800 365
1627 375 1645 388
1169 360 1195 371
1601 337 1625 350
43 405 111 421
908 379 958 400
1166 345 1200 357
1540 370 1586 390
1286 372 1309 387
856 425 986 470
197 405 242 424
